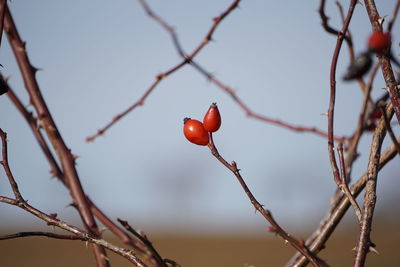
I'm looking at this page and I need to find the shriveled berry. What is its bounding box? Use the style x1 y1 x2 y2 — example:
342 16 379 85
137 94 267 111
343 52 372 81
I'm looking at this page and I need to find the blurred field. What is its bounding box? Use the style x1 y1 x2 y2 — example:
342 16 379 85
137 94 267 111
1 224 399 267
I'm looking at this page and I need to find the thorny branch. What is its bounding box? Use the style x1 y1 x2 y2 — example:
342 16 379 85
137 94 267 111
326 0 358 210
207 133 327 267
289 0 387 265
2 5 110 266
0 128 146 266
1 75 167 267
87 0 344 143
287 128 398 267
354 105 392 266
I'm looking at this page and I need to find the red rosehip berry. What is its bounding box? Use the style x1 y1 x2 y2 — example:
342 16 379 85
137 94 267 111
203 103 221 133
368 31 391 53
183 118 209 146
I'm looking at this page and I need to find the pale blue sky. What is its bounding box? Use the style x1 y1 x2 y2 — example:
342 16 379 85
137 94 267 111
0 1 399 235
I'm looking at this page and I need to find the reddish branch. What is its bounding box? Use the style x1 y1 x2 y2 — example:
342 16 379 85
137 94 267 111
3 5 109 266
87 0 343 143
2 77 168 266
318 0 352 46
327 0 358 185
207 133 327 267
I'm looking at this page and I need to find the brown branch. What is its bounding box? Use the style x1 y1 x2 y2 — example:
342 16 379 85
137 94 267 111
0 231 83 241
287 130 398 266
2 77 167 265
207 133 327 267
354 105 392 266
364 0 400 125
3 5 109 265
87 0 343 144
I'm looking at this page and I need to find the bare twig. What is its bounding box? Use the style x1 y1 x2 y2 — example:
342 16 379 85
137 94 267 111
0 129 147 266
354 105 392 266
207 133 327 267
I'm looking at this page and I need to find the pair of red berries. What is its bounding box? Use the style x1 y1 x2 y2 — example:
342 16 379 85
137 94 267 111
183 103 221 146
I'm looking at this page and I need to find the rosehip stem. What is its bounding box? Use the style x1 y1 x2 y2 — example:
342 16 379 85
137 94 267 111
207 133 326 267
